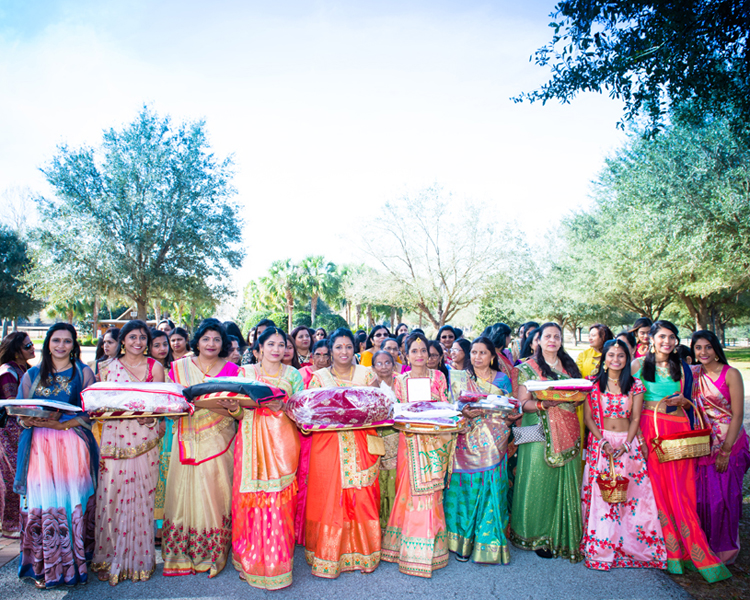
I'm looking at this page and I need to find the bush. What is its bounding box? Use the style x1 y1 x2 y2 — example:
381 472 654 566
293 312 312 328
315 314 349 333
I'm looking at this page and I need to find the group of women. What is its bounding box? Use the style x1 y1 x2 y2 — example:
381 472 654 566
0 314 745 590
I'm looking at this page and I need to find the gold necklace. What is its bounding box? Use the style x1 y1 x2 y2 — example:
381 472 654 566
476 368 495 382
260 362 283 382
331 365 354 385
197 357 219 378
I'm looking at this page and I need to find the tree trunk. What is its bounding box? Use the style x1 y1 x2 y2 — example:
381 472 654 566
311 293 318 327
136 298 148 322
366 305 374 328
190 306 197 331
391 307 397 330
1 319 8 338
153 300 161 324
92 296 100 339
12 319 17 332
286 289 294 332
355 304 361 329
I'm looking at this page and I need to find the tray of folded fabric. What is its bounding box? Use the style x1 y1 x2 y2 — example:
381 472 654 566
286 386 394 432
456 392 519 416
81 381 194 419
524 378 594 403
0 399 84 421
182 377 288 412
392 401 466 433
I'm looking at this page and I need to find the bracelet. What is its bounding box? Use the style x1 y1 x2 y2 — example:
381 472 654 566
536 401 546 412
623 441 631 453
228 407 243 418
718 446 731 457
599 439 611 448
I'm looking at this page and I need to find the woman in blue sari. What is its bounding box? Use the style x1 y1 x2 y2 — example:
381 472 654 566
14 324 98 589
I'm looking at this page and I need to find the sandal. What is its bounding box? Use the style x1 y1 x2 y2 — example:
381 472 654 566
34 579 46 590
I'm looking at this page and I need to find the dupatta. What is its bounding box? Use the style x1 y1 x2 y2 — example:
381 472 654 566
519 359 580 467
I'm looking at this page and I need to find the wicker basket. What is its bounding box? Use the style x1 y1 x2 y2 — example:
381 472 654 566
534 388 587 403
651 398 710 463
596 455 629 504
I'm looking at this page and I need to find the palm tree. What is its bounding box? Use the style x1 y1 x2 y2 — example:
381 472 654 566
298 256 340 326
267 259 301 330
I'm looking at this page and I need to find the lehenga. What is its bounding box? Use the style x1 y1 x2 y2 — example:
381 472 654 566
306 365 381 578
637 365 731 583
580 381 666 571
232 363 302 590
162 358 239 577
508 359 583 562
15 362 98 588
444 371 512 564
381 369 453 577
0 360 26 538
92 358 162 584
692 364 750 565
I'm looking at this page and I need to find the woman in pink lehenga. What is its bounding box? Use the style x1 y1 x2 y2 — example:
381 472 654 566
691 331 750 565
92 320 165 585
581 340 666 571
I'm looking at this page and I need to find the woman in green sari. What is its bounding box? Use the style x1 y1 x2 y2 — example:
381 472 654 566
509 322 584 562
444 336 517 564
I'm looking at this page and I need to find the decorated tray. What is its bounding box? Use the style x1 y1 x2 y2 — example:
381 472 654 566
392 402 466 433
82 382 194 418
524 379 593 403
286 387 393 431
456 392 518 415
6 406 62 420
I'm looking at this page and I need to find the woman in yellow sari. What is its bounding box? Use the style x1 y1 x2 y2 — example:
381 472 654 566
232 327 302 590
306 328 380 578
382 332 452 577
162 319 240 578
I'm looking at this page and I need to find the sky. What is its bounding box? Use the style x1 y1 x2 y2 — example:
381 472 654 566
0 0 628 309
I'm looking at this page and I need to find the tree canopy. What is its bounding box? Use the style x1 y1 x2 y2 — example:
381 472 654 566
0 226 44 324
517 1 750 134
27 107 243 320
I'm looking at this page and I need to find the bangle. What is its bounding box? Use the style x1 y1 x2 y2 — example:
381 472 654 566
228 407 243 418
623 441 631 453
718 446 731 457
536 401 546 412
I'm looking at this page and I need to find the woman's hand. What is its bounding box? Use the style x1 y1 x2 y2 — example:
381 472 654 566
22 417 69 430
461 406 483 419
136 417 157 427
612 445 626 458
664 394 689 407
601 440 614 456
504 412 523 427
216 398 240 412
715 449 731 474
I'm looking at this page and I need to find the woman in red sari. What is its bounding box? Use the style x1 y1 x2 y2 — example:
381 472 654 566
306 328 380 578
690 330 749 565
633 320 731 583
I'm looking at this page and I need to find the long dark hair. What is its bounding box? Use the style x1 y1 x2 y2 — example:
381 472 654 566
589 323 614 345
427 340 450 382
190 319 231 357
39 323 81 386
594 339 634 395
531 323 580 380
630 317 653 334
518 321 540 350
482 322 512 351
223 321 248 351
366 325 390 350
641 320 682 382
520 327 540 360
285 336 301 369
466 336 501 382
149 328 174 369
452 338 471 370
95 327 120 361
691 330 728 366
0 332 30 367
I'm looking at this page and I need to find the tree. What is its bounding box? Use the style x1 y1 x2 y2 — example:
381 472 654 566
517 1 750 133
364 185 515 329
28 106 243 321
0 226 44 335
267 259 301 331
565 115 750 331
297 256 340 327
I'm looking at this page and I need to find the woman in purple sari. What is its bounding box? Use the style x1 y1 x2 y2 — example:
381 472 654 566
691 331 749 564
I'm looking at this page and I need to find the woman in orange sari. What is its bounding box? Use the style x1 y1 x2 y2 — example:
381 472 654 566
162 319 240 578
232 327 302 590
306 328 380 578
382 332 452 577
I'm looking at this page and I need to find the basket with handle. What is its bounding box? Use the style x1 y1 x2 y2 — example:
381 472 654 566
596 454 629 504
651 398 710 463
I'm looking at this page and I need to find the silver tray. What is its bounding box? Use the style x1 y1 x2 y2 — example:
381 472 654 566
461 403 516 415
6 406 62 420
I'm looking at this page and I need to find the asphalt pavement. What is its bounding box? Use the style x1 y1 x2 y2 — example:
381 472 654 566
0 544 691 600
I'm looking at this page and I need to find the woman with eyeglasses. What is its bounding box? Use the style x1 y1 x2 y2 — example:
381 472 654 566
0 332 36 538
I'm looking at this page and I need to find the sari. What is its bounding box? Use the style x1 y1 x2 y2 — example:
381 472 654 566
692 364 750 565
581 381 666 571
153 419 173 529
15 362 98 588
382 370 453 577
445 371 512 564
231 364 302 590
376 381 399 531
0 361 26 538
293 366 319 546
306 365 381 578
637 366 731 583
162 358 239 577
91 358 162 585
508 360 583 562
